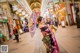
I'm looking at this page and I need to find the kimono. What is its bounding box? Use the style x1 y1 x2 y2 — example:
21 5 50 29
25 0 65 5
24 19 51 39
41 26 59 53
42 35 54 53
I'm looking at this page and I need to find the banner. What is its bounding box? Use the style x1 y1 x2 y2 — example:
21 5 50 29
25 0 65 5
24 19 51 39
30 12 36 37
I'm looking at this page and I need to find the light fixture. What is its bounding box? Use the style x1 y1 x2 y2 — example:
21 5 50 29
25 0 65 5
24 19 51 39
18 9 22 13
19 13 22 16
16 11 18 14
24 15 26 18
16 0 32 15
22 11 26 15
20 17 24 20
25 14 28 17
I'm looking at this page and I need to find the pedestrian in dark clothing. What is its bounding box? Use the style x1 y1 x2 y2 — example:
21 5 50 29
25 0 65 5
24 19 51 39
13 28 19 42
54 17 59 27
76 15 80 28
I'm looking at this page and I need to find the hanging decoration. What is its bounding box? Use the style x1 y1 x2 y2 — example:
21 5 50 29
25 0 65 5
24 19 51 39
30 12 36 37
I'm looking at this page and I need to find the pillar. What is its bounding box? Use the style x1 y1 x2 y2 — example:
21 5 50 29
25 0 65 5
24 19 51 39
65 0 73 25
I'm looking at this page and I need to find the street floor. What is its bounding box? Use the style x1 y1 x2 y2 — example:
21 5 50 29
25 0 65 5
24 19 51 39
55 25 80 53
1 25 80 53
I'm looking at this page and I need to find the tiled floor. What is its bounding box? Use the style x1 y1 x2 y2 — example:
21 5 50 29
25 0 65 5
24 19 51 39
1 26 80 53
55 26 80 53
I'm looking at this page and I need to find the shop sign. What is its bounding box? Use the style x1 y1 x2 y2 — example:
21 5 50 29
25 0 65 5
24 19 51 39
25 14 28 17
55 2 66 13
0 24 2 27
20 17 24 21
53 0 59 3
3 16 7 19
22 11 26 15
7 0 15 2
48 3 53 8
49 0 53 3
0 0 6 2
0 18 8 22
3 19 8 22
12 5 18 11
79 3 80 9
18 9 22 13
0 16 8 22
0 6 3 14
0 18 2 22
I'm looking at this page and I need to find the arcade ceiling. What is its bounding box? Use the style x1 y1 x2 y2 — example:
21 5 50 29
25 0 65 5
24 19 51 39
26 0 42 10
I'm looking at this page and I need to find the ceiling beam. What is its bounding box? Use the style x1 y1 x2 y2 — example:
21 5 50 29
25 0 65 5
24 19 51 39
16 0 32 15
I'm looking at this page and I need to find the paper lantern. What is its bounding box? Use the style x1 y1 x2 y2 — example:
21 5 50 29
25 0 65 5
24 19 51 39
25 14 28 17
19 13 22 16
22 11 26 15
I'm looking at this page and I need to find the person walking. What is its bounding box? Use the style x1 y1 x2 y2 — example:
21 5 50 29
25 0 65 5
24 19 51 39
13 27 19 42
54 17 59 27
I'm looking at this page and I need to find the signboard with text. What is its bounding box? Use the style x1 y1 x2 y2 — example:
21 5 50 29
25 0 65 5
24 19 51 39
53 0 59 3
0 0 6 2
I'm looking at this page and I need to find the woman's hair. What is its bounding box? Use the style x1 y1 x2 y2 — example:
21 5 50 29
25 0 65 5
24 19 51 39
40 26 48 32
37 16 43 23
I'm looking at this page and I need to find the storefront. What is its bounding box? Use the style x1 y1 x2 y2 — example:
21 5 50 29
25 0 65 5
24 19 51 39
52 2 67 27
11 2 30 33
0 1 13 40
0 15 9 40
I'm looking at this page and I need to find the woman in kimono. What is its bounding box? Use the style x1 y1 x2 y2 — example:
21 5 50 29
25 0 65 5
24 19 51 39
40 26 60 53
40 26 55 53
